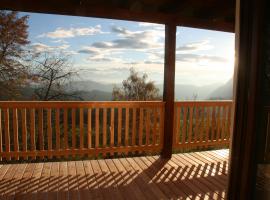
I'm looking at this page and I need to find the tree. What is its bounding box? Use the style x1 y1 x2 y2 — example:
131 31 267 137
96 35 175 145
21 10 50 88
112 68 161 101
29 52 80 101
0 11 29 99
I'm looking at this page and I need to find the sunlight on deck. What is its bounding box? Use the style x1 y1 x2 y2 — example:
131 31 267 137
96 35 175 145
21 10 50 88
0 149 229 200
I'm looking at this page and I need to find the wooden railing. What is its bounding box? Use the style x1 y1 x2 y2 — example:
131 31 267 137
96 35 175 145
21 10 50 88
0 101 233 161
0 101 164 161
173 101 233 150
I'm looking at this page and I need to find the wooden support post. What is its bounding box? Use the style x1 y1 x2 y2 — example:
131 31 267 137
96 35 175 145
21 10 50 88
161 23 176 159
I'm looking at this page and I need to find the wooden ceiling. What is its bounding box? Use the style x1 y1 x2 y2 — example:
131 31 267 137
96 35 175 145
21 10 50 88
0 0 235 32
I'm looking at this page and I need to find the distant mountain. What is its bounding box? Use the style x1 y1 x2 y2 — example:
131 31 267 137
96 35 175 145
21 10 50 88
156 82 226 100
208 78 233 100
17 79 233 101
68 79 233 100
68 80 119 93
76 90 112 101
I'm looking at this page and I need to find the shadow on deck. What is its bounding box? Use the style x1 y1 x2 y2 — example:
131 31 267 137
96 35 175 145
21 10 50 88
0 149 229 200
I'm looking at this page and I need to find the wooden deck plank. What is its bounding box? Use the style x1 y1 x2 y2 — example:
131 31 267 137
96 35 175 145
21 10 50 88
68 161 79 200
0 164 18 199
75 161 93 200
0 149 229 200
164 156 212 200
58 162 69 200
138 156 184 199
118 157 156 200
90 159 113 200
179 153 228 187
126 157 168 199
27 163 44 200
144 156 191 199
98 160 124 199
172 154 226 199
104 159 130 199
5 163 27 200
82 160 103 199
110 158 147 200
117 158 154 199
36 162 52 200
47 162 60 200
18 163 37 200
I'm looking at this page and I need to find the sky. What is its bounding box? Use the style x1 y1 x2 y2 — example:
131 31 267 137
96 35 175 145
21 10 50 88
19 12 235 86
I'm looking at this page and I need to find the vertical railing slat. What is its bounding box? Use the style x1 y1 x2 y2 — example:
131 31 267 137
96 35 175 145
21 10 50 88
21 108 27 160
153 108 157 146
30 108 36 160
125 108 129 147
117 107 122 146
200 107 204 143
206 107 211 142
146 108 150 146
159 106 164 147
217 106 221 141
175 107 180 145
80 108 84 149
139 108 143 146
221 106 227 143
132 108 136 146
227 105 232 140
195 106 199 143
110 108 115 154
55 108 60 158
47 108 52 159
103 108 107 149
188 107 193 145
211 106 216 141
95 108 99 148
63 108 68 153
4 108 10 160
38 108 44 158
72 108 76 151
87 108 92 149
13 108 19 160
182 106 187 144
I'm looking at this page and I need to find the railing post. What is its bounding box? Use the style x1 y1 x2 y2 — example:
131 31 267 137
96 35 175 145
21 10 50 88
161 23 176 159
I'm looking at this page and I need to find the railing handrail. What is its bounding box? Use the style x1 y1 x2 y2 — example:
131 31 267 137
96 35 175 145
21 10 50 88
0 101 165 108
175 100 233 106
0 100 232 108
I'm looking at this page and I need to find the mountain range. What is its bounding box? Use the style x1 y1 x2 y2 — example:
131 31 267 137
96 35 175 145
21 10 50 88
68 78 233 101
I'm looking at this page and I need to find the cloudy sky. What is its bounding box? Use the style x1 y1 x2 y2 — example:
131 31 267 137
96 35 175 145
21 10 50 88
20 12 235 86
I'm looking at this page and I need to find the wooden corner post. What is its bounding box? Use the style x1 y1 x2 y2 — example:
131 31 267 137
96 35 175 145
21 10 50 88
161 23 176 159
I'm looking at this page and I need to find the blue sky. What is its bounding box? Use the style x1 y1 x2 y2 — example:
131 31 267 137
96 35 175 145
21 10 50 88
20 12 235 86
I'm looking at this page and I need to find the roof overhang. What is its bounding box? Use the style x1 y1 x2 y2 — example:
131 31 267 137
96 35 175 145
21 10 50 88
0 0 235 32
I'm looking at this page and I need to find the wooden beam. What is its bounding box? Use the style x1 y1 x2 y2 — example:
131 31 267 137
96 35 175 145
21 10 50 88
0 0 234 32
161 23 176 159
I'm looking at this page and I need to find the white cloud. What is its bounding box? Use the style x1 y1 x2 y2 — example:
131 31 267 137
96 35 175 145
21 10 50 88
138 22 164 30
38 25 103 39
88 26 164 50
176 40 213 53
30 42 76 55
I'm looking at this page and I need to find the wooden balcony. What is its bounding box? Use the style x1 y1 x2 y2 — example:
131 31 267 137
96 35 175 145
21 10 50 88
0 149 229 199
0 101 232 160
0 101 231 199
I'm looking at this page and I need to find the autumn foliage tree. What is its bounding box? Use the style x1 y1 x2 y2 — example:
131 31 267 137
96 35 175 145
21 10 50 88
0 11 29 99
112 68 161 101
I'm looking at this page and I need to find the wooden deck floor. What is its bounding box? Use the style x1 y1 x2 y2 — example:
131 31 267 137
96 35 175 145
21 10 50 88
0 149 229 200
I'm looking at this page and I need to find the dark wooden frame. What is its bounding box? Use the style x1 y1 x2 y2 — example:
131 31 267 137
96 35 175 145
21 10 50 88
162 23 176 158
3 0 266 198
227 0 265 199
0 0 234 32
